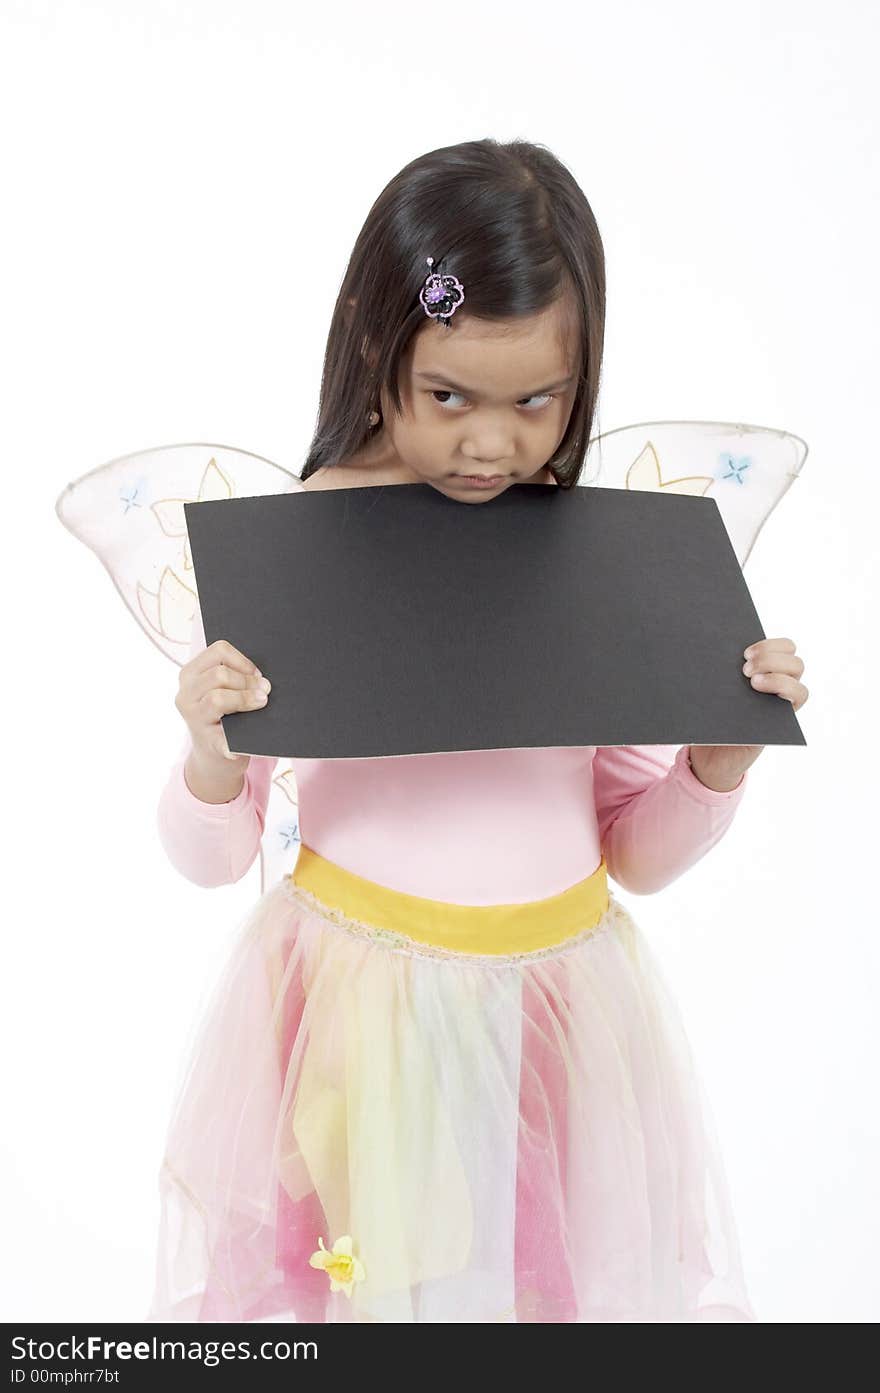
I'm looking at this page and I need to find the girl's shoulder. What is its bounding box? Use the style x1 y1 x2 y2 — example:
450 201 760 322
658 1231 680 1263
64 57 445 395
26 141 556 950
300 463 360 492
301 454 407 492
300 445 414 495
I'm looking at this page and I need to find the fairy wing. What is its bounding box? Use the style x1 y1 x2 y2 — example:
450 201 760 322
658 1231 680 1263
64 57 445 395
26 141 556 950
580 419 808 567
55 442 306 895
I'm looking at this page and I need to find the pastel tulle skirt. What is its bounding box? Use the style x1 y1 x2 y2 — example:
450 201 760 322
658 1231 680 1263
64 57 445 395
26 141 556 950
147 844 755 1323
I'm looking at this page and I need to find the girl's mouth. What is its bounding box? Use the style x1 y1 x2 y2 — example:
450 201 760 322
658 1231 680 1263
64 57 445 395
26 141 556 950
456 475 506 489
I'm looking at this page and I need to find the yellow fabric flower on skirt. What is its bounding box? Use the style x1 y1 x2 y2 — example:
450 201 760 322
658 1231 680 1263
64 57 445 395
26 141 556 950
308 1235 366 1297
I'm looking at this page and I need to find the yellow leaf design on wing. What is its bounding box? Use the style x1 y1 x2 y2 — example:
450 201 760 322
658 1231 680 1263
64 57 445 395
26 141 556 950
197 456 234 503
151 498 188 538
136 565 197 646
150 456 236 575
272 766 300 806
626 441 714 496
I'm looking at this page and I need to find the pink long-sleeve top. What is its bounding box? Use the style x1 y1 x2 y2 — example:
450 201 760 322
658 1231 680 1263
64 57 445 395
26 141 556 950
157 600 748 902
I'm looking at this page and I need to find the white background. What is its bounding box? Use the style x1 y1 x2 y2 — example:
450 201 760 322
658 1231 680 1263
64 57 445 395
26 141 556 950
2 0 877 1323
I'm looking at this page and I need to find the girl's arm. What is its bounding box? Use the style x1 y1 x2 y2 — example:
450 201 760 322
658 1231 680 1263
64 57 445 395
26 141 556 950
592 743 747 895
156 601 278 888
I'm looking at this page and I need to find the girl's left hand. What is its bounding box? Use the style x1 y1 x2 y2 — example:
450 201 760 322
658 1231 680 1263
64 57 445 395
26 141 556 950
689 636 809 792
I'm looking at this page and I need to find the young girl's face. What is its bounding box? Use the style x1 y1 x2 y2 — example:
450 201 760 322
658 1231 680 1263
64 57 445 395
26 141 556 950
377 298 580 503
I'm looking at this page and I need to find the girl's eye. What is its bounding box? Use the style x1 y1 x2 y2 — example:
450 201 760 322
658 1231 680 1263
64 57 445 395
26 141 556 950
429 390 553 412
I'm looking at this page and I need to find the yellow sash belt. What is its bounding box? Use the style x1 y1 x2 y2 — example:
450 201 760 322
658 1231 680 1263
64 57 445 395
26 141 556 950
291 842 609 956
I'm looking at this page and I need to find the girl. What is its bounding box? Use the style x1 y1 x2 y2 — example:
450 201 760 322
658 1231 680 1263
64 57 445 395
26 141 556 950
150 138 808 1323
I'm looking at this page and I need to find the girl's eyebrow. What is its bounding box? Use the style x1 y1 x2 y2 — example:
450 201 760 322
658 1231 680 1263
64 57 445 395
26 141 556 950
414 371 574 396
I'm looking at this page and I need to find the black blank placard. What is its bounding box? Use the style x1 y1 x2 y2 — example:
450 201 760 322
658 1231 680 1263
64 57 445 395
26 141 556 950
183 482 805 759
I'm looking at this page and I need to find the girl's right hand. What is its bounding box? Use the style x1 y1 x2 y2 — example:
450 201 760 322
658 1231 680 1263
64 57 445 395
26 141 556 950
175 639 271 764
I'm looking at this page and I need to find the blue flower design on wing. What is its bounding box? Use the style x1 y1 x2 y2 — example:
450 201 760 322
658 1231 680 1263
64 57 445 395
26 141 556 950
717 452 752 486
278 820 300 852
119 474 151 513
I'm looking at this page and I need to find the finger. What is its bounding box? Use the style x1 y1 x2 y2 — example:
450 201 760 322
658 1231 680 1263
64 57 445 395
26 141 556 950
195 685 269 724
743 653 804 679
190 638 263 679
744 637 797 660
188 662 269 704
746 671 809 710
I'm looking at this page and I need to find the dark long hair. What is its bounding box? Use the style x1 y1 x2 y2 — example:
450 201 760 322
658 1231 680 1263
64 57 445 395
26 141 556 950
300 138 606 489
